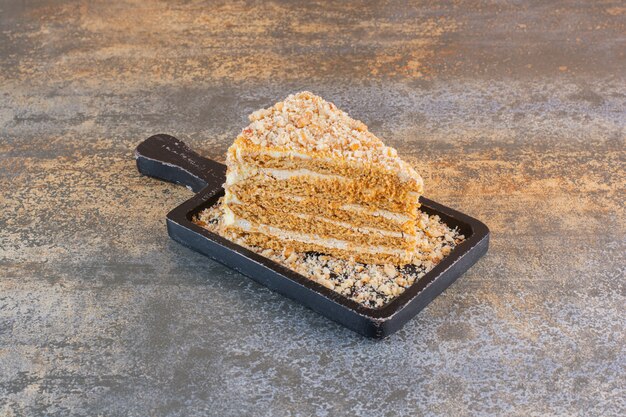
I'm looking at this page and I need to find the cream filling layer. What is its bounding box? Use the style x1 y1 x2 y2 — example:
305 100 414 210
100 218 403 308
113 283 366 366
225 216 413 257
224 190 413 224
226 165 344 186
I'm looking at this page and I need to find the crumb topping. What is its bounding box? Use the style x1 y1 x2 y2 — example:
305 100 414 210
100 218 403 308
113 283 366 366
237 91 422 184
194 200 464 308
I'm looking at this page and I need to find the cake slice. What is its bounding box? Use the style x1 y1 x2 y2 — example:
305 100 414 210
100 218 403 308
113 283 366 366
220 91 425 265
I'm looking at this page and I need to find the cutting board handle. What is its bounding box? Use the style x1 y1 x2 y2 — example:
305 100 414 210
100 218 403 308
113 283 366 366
135 134 226 193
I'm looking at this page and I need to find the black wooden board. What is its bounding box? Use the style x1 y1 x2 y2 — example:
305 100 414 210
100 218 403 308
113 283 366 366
135 134 489 338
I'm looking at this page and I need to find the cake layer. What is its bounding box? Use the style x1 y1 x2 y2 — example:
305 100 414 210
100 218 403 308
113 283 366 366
224 191 417 233
226 172 420 214
224 224 414 265
224 204 416 249
226 160 421 206
227 137 424 193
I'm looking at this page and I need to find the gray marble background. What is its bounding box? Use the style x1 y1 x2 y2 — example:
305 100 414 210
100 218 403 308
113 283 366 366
1 1 624 416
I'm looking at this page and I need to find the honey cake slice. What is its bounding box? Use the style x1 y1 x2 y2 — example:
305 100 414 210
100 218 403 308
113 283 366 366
220 91 424 265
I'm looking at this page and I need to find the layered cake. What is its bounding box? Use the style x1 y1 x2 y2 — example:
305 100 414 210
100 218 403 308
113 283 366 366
220 91 426 266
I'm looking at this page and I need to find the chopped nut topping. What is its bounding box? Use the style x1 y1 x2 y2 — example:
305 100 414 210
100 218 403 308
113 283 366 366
235 91 423 186
383 264 398 278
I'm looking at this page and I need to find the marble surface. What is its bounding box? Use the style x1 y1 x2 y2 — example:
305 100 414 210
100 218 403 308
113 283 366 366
1 1 624 416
